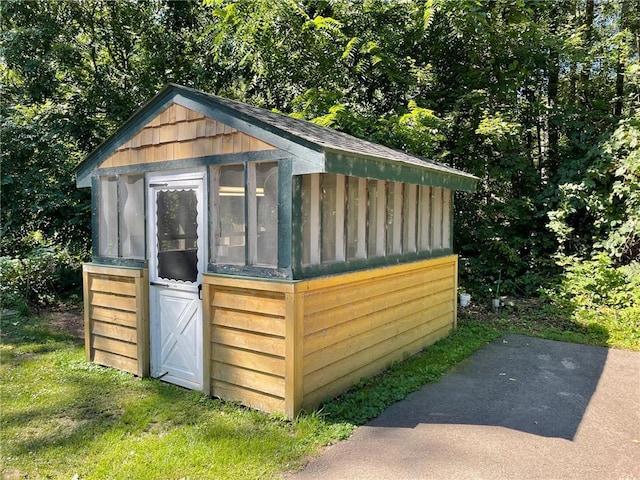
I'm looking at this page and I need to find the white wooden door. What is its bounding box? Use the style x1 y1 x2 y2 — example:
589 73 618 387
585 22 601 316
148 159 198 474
148 170 206 391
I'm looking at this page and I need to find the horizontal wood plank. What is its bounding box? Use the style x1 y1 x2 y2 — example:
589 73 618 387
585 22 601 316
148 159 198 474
297 256 456 293
203 275 295 293
89 277 136 296
211 289 286 317
305 279 453 336
92 349 138 375
304 294 454 361
303 265 454 317
90 306 137 328
91 320 138 343
211 344 285 377
212 326 285 357
212 362 285 398
303 314 453 406
91 335 137 359
83 264 145 278
212 308 285 337
211 381 285 413
303 320 452 410
90 292 137 312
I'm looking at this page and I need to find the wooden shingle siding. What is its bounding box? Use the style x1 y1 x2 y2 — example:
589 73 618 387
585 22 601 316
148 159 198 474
83 264 149 377
204 277 289 415
201 255 458 417
98 103 277 169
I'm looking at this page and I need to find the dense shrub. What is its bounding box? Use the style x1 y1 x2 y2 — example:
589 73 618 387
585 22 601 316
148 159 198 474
0 233 85 312
546 253 640 349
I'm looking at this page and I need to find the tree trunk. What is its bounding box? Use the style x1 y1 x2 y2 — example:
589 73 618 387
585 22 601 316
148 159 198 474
581 0 595 108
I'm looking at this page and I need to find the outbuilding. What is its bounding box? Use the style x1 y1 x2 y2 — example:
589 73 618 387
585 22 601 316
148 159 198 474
76 84 477 417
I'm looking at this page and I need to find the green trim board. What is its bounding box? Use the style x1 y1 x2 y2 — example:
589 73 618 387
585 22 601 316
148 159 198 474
293 248 455 280
91 257 148 269
91 177 100 258
277 159 293 270
93 150 292 179
324 151 477 192
207 263 293 280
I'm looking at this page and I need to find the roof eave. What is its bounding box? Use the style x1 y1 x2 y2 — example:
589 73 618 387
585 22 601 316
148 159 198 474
323 148 478 192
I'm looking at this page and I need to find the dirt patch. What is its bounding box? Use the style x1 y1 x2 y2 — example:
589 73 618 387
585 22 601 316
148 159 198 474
45 307 84 339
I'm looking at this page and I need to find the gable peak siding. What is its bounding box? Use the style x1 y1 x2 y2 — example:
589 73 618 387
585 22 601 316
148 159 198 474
98 103 277 170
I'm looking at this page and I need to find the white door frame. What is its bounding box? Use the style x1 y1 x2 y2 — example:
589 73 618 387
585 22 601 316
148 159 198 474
147 169 206 391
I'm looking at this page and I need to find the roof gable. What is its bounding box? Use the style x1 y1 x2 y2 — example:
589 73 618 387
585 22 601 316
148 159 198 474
76 84 477 191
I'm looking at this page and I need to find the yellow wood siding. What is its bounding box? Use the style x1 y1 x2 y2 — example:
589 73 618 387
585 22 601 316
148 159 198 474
98 103 277 169
201 255 458 417
299 256 457 410
204 276 291 414
83 264 149 377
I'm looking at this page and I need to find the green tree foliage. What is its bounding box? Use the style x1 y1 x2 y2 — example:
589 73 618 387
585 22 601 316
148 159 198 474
2 0 638 305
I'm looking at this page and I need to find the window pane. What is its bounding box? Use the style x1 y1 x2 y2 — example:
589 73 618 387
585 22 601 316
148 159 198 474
321 174 337 263
120 175 145 259
301 174 320 266
346 176 366 260
432 187 443 250
418 185 431 251
367 179 386 257
156 189 198 282
386 182 403 255
403 184 417 253
255 162 278 266
442 189 452 249
99 176 118 257
215 164 245 264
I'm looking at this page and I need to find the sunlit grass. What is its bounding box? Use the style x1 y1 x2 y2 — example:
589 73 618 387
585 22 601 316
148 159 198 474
2 299 637 479
0 315 351 480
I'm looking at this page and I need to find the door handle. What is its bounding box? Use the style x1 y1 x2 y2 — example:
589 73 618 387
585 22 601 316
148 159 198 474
198 284 202 300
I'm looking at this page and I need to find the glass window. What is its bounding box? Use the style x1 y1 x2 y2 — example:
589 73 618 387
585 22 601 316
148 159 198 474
346 177 366 260
367 179 386 257
156 189 199 282
432 187 443 250
120 174 145 259
99 176 118 257
301 174 320 266
214 164 245 265
321 174 337 263
418 185 431 251
255 162 278 266
386 182 403 255
403 183 418 254
442 189 452 249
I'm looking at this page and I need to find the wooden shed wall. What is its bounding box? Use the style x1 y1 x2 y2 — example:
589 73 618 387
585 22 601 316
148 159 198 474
202 255 458 417
299 255 458 410
203 276 293 415
83 264 149 377
99 103 277 169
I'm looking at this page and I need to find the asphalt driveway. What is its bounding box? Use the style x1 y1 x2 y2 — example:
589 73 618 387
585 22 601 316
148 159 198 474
288 334 640 480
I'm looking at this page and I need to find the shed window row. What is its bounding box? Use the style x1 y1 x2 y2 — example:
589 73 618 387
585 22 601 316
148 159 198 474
95 168 451 273
98 174 145 259
210 162 279 267
300 174 451 266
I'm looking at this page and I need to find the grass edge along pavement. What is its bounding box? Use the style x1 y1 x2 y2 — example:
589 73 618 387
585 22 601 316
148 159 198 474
2 299 637 479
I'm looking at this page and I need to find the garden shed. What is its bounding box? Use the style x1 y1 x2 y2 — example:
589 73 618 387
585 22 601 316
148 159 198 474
76 83 478 418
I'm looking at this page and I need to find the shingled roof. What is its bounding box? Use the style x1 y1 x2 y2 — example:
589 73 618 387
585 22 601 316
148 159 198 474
76 84 477 191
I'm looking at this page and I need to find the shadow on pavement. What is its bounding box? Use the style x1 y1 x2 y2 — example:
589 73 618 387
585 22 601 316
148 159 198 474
368 334 608 440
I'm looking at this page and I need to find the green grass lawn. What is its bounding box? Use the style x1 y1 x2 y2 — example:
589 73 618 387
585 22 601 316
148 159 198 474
1 299 637 479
